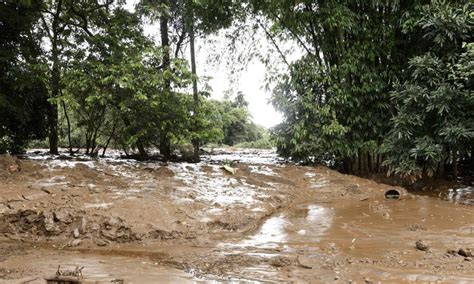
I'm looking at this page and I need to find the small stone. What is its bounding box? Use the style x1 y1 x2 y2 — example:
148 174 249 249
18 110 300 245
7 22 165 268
69 239 81 247
407 224 427 231
464 257 472 262
8 164 19 173
447 249 458 256
458 248 473 258
95 239 107 246
416 240 429 251
53 209 73 224
73 228 80 238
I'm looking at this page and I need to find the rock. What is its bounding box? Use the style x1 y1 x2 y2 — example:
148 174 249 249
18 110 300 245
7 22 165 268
79 216 87 234
465 257 472 262
222 165 237 175
407 224 427 231
297 230 306 235
24 211 39 224
269 256 293 267
94 239 108 246
8 164 19 173
155 166 175 178
44 214 61 234
416 240 429 251
69 239 81 247
53 209 73 224
73 228 80 238
447 249 458 256
458 248 473 258
0 154 19 173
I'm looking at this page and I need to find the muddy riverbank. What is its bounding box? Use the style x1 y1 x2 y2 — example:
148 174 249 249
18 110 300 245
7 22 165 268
0 150 472 282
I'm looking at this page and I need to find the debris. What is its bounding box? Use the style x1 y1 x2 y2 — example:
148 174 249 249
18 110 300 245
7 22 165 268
269 256 293 267
68 239 81 247
222 165 237 175
53 209 73 224
416 240 429 251
73 228 80 238
447 249 458 256
45 265 84 283
408 224 427 231
95 239 108 246
41 188 52 194
458 248 473 258
296 257 312 269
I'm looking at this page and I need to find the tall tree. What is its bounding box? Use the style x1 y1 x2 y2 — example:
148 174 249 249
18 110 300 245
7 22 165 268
0 0 49 153
249 0 425 174
384 0 474 181
38 0 113 154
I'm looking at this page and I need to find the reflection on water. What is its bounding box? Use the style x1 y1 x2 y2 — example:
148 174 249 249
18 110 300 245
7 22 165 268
241 215 288 248
223 205 333 251
448 186 474 205
1 251 194 284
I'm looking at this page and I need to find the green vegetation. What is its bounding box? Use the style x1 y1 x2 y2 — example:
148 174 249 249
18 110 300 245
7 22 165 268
250 0 473 181
1 0 472 181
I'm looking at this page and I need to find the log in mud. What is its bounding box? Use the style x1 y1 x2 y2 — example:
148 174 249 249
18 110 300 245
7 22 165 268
0 149 473 283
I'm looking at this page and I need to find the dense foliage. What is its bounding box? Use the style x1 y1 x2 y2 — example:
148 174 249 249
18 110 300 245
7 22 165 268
0 0 49 153
1 0 471 181
250 0 473 180
384 1 474 180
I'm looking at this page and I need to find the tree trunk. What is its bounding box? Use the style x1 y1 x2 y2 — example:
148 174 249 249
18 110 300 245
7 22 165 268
159 0 172 159
137 142 148 160
160 135 171 161
61 100 73 155
102 121 116 158
453 148 458 181
47 0 62 155
48 41 60 155
471 146 474 167
189 11 200 163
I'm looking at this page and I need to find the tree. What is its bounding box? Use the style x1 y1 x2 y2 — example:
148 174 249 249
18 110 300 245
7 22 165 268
138 0 239 160
248 0 423 173
0 0 49 153
63 6 194 158
384 1 474 181
37 0 114 154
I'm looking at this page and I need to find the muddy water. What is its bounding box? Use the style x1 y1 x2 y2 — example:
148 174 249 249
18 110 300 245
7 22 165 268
0 248 194 283
0 149 473 282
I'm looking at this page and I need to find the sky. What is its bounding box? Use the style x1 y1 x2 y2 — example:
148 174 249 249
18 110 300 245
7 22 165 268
125 1 292 128
195 37 284 128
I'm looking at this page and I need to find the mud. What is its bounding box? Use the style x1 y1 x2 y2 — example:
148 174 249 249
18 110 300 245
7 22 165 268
0 150 473 282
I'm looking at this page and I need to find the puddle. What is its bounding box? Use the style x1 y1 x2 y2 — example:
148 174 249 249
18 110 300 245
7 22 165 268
285 205 333 243
170 163 265 207
0 250 195 283
248 165 276 176
84 202 113 209
223 204 333 251
240 215 288 248
201 149 282 165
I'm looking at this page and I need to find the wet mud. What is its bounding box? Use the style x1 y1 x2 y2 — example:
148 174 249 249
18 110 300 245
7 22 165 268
0 150 473 282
